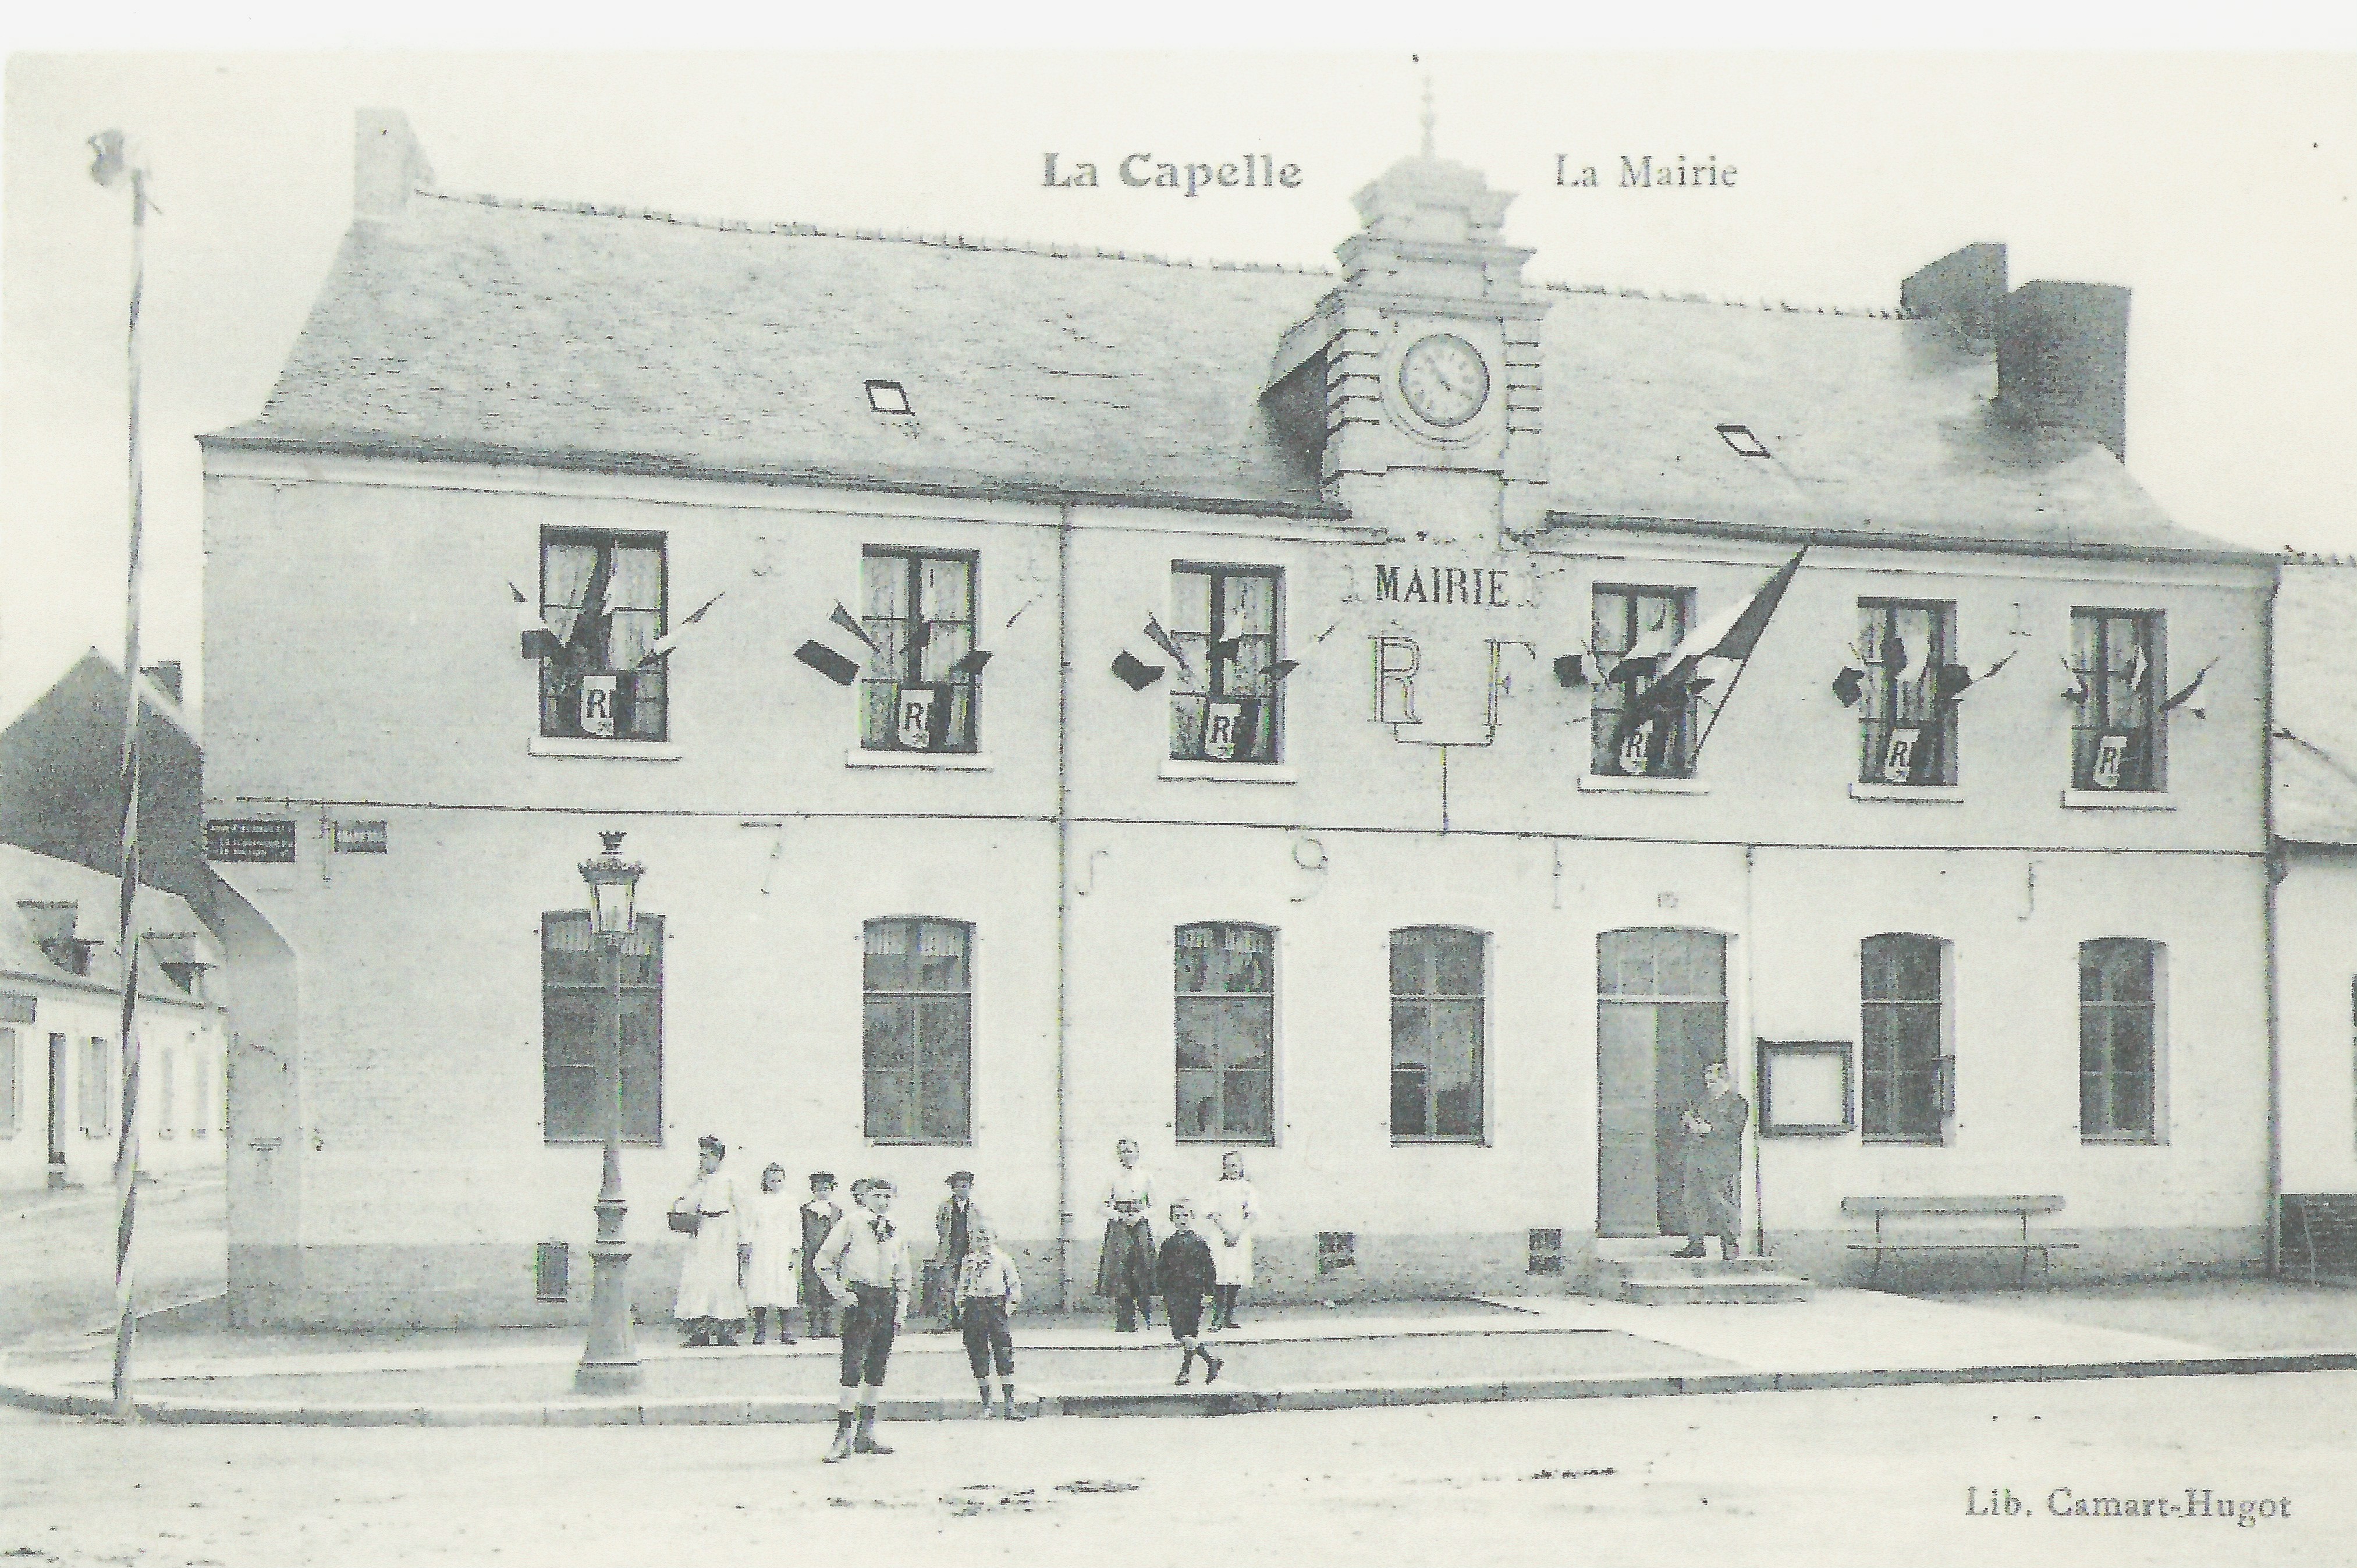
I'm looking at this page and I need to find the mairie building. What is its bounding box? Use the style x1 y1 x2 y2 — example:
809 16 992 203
200 111 2280 1326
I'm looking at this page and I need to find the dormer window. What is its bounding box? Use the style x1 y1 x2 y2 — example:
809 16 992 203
1716 423 1772 458
19 902 92 977
866 379 912 416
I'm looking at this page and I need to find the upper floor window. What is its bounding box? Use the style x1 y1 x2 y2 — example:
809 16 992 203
1861 934 1948 1144
1170 566 1281 764
863 918 972 1144
1858 600 1957 786
1176 923 1275 1141
2071 610 2163 791
1591 586 1694 777
155 1048 177 1138
2080 938 2160 1142
860 550 979 753
542 911 664 1144
1390 927 1485 1141
539 531 668 742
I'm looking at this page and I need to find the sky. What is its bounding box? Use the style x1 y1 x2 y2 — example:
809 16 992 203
5 44 2356 726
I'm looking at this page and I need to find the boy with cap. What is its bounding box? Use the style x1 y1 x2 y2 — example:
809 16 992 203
799 1172 844 1338
931 1170 986 1332
814 1176 915 1462
1155 1200 1224 1386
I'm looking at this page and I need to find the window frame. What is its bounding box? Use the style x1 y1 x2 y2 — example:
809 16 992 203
858 547 982 755
1174 921 1278 1144
2079 938 2162 1144
1857 599 1959 786
1168 563 1285 765
1389 925 1488 1144
861 917 975 1147
1859 933 1951 1145
2070 608 2165 792
537 527 671 744
1590 584 1697 778
540 911 666 1147
79 1035 111 1138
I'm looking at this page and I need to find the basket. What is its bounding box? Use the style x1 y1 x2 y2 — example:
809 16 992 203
667 1209 701 1235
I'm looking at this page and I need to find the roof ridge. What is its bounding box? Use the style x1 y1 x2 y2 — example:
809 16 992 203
414 187 1341 278
2284 550 2357 567
1538 278 1909 322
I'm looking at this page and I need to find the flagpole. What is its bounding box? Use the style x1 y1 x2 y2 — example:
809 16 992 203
94 141 152 1423
1689 545 1808 770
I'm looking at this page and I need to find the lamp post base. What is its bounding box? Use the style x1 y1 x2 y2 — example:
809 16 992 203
574 1233 640 1395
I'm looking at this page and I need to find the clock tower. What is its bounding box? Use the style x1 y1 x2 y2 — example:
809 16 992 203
1263 140 1554 547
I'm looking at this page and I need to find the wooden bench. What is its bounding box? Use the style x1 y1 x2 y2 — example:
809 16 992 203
1841 1195 2076 1288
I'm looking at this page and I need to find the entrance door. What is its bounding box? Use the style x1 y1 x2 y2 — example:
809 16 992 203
47 1032 67 1177
1597 930 1727 1236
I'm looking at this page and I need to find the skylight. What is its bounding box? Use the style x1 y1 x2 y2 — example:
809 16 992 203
1716 423 1772 458
866 379 912 416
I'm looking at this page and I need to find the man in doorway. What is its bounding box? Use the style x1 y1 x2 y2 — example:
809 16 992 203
1671 1060 1750 1260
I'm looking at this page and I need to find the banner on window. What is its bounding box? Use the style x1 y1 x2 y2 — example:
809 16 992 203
1882 726 1921 784
895 683 943 751
578 675 617 738
1204 700 1254 761
1617 718 1656 776
2092 731 2129 790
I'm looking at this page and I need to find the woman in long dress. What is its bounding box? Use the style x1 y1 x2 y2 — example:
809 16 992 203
742 1162 801 1344
673 1134 748 1346
1203 1149 1259 1331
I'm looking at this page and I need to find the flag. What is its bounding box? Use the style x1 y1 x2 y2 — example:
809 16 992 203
2123 645 2150 693
1553 652 1589 689
950 648 993 677
1882 633 1915 684
1635 550 1805 716
510 581 564 659
2161 658 2217 714
1142 614 1194 680
1831 667 1865 707
1209 634 1244 662
830 601 879 654
1269 659 1301 682
1110 651 1165 691
896 684 943 750
1935 652 2015 705
2060 655 2090 704
638 591 724 665
795 641 863 686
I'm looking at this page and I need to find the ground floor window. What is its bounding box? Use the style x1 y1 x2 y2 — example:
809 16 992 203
863 918 972 1144
155 1048 176 1138
0 1027 17 1138
1861 934 1947 1143
542 912 664 1144
2079 938 2159 1141
1176 923 1275 1141
1390 927 1485 1140
78 1037 111 1137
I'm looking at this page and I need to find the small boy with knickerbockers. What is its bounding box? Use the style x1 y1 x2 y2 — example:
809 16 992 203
1155 1200 1224 1386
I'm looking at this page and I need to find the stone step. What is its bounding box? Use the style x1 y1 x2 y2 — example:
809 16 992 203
1616 1275 1813 1306
1593 1254 1789 1279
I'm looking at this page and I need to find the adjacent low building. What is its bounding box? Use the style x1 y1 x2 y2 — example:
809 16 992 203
0 845 227 1194
201 111 2280 1327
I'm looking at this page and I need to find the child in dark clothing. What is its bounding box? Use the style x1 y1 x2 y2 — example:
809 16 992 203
1155 1200 1224 1386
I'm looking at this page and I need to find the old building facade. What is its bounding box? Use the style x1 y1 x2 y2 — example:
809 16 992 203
201 112 2276 1326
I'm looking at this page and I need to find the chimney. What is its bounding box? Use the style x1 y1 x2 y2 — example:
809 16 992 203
1997 279 2131 462
354 108 435 223
140 659 182 704
1901 242 2007 346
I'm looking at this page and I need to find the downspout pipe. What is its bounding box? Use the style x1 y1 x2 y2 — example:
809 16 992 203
1055 502 1077 1309
2262 563 2283 1278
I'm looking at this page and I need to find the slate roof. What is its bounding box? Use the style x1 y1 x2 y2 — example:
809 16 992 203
208 177 2256 558
0 845 222 1006
2274 560 2357 847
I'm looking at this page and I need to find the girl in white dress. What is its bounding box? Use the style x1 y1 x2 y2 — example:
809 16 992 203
743 1162 801 1344
673 1135 748 1346
1203 1149 1259 1331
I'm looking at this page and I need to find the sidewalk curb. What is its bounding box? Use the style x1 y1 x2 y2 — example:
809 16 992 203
6 1350 2354 1427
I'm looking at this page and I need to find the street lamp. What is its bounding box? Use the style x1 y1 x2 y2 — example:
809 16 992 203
574 831 645 1394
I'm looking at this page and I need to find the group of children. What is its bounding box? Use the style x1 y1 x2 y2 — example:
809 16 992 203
670 1137 1251 1461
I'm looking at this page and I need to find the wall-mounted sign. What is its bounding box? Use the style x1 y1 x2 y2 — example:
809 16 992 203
1373 564 1518 609
1757 1041 1854 1137
578 675 617 739
206 819 296 864
332 820 388 854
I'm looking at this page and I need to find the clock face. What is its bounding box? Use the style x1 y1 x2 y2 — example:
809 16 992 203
1397 333 1490 428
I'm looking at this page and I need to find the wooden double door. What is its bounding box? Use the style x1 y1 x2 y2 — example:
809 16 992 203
1596 930 1728 1237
